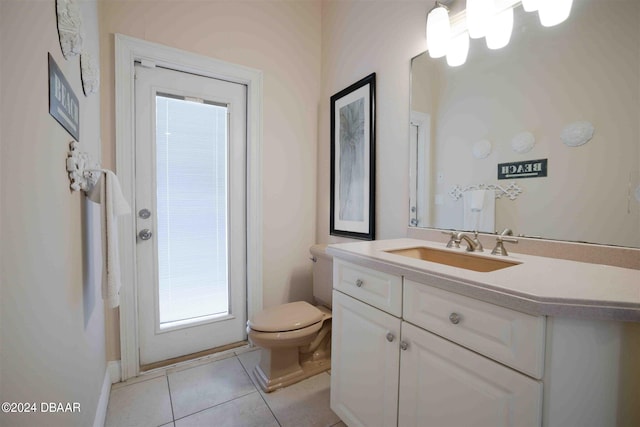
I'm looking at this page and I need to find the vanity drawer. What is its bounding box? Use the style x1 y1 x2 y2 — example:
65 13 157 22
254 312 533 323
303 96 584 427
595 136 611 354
404 279 545 379
333 259 402 316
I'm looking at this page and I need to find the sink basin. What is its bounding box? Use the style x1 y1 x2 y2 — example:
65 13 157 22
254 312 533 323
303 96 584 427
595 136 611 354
385 247 520 272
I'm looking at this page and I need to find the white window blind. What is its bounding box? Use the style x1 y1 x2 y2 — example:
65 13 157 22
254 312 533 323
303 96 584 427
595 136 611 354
155 95 229 326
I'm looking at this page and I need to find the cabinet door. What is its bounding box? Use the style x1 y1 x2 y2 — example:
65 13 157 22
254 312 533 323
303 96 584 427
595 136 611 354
398 322 542 427
331 290 401 427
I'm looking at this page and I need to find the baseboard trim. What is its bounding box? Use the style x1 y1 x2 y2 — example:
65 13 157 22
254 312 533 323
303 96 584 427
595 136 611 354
93 367 112 427
107 360 121 384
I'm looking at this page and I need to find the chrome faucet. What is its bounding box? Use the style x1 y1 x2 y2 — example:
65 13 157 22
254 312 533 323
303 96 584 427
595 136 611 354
456 231 484 252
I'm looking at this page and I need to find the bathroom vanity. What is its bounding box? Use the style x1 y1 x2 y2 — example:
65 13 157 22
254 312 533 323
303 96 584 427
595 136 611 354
327 239 640 427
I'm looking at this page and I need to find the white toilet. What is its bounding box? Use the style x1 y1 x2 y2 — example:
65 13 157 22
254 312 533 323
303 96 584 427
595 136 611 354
247 244 333 392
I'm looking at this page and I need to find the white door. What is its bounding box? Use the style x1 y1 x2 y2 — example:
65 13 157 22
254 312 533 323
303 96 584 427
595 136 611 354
135 64 247 366
398 321 543 427
330 290 401 427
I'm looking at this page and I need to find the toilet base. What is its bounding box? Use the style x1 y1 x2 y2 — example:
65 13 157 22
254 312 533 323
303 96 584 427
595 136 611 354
253 356 331 393
250 306 332 393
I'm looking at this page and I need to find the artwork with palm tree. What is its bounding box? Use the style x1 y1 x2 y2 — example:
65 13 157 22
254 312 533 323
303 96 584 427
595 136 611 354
330 73 376 240
339 98 364 221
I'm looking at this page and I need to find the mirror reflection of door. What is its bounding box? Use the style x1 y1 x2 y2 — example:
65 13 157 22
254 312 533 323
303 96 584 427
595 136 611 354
410 111 431 228
135 63 247 367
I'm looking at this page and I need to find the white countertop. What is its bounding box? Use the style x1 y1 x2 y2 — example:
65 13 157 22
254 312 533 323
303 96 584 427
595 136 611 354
327 238 640 322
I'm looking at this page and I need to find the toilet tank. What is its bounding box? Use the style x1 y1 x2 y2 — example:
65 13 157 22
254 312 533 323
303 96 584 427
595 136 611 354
310 244 333 308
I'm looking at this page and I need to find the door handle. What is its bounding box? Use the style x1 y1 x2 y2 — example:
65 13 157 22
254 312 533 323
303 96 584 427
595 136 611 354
138 229 153 241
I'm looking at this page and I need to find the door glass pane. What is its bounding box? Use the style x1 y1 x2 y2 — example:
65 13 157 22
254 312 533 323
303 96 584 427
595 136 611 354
155 95 228 327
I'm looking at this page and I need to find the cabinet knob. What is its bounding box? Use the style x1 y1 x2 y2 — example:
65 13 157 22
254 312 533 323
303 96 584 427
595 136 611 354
386 332 395 342
400 341 409 351
355 279 364 287
449 312 461 325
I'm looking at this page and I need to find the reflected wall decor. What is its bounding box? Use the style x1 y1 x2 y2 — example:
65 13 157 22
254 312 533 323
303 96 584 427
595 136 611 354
330 73 376 240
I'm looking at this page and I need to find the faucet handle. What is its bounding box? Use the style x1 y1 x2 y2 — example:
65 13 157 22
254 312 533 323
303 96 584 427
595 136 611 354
500 228 514 236
441 230 460 248
472 231 484 252
491 235 518 256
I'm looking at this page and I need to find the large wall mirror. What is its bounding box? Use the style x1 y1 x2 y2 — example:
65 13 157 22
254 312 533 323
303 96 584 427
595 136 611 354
410 0 639 248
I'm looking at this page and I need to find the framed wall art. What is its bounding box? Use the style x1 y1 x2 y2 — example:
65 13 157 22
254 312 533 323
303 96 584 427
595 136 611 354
330 73 376 240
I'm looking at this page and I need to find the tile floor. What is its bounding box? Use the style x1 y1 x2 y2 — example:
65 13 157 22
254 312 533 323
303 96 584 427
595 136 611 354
105 347 345 427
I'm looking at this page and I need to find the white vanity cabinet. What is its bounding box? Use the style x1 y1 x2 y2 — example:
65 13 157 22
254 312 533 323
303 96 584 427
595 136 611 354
398 321 542 427
331 259 403 427
331 259 544 427
330 290 401 427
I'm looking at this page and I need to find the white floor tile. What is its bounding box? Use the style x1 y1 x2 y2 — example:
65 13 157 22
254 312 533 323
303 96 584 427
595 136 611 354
237 350 339 427
105 376 173 427
237 349 261 387
168 356 257 419
261 372 339 427
175 392 278 427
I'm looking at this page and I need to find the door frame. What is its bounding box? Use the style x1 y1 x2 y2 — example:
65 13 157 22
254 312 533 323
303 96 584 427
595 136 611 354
114 34 263 380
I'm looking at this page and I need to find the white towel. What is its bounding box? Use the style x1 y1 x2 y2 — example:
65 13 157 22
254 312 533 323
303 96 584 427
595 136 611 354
463 189 495 233
87 170 131 308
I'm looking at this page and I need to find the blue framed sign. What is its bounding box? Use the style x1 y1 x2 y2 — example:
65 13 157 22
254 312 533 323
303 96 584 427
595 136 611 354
48 53 80 141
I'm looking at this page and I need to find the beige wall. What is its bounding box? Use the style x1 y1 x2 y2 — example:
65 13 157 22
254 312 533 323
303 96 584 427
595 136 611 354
318 1 428 244
0 1 107 426
99 0 322 360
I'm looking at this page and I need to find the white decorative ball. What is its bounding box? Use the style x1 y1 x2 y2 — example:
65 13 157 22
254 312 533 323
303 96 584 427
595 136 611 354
561 121 595 147
511 131 536 154
472 139 492 159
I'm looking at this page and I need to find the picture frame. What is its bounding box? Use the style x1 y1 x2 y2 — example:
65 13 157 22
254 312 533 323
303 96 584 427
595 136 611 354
330 73 376 240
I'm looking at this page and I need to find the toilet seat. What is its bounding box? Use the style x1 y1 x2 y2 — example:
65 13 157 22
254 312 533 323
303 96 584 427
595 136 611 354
249 301 323 332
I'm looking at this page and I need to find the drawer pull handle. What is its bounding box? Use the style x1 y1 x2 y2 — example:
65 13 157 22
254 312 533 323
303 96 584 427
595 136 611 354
400 341 409 351
449 312 461 325
386 332 395 342
355 279 364 287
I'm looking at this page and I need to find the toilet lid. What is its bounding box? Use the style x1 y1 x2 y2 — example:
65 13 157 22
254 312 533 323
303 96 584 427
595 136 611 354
249 301 323 332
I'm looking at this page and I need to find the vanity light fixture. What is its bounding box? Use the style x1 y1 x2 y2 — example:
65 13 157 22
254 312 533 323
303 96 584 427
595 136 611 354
486 6 514 50
425 0 574 67
538 0 573 27
427 1 452 58
466 0 494 39
521 0 539 12
447 31 470 67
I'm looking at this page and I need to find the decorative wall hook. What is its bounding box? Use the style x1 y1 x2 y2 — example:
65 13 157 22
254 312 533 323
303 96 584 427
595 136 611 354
66 141 101 192
449 181 522 201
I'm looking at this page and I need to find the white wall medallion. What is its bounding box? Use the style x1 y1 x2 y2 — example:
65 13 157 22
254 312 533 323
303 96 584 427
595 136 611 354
80 51 100 96
561 121 595 147
56 0 84 59
472 139 492 159
511 131 536 154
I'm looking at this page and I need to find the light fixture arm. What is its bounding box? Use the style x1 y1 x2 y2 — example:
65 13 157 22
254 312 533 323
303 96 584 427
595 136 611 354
429 1 450 14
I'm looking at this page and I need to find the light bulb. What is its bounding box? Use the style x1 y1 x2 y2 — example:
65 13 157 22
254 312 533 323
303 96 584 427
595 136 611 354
521 0 539 12
426 5 451 58
466 0 493 39
486 7 514 50
538 0 573 27
447 32 470 67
